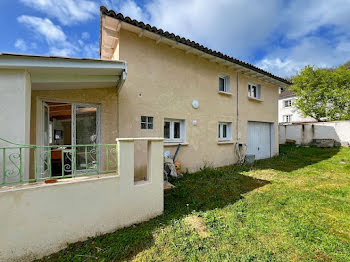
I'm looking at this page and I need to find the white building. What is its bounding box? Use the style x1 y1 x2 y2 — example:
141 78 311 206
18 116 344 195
278 88 316 124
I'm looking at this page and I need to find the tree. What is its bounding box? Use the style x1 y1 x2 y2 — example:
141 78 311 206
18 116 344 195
343 60 350 69
290 66 350 121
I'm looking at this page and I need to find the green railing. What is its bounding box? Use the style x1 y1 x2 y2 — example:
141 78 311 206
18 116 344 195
0 138 118 186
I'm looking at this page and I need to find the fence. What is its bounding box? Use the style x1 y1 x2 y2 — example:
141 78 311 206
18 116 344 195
0 138 164 261
0 137 118 186
279 121 350 146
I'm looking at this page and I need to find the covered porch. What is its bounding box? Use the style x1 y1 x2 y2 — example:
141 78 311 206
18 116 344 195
0 53 127 185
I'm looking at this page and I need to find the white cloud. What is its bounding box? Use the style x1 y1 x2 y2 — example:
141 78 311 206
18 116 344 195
81 32 90 40
17 14 100 57
19 0 98 25
14 39 27 51
17 15 77 56
17 16 67 43
257 58 308 78
77 38 99 58
257 36 350 77
102 0 147 21
103 0 350 76
15 0 350 75
119 0 145 21
280 0 350 40
48 47 76 57
83 43 99 58
105 0 281 57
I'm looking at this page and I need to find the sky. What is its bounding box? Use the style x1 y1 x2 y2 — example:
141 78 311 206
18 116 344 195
0 0 350 77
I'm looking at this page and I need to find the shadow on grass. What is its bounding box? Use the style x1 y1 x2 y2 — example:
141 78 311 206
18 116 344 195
39 168 269 261
253 145 340 172
39 145 340 261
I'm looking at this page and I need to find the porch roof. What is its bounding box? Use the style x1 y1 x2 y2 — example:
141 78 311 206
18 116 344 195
0 53 127 90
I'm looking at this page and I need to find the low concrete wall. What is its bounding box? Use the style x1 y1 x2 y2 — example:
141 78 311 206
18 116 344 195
0 138 164 262
279 121 350 146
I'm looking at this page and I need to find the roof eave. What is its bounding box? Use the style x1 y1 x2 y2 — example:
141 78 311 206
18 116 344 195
100 6 292 86
0 53 127 71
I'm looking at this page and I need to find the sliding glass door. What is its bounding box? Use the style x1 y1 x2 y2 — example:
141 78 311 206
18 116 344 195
73 104 100 173
41 101 101 177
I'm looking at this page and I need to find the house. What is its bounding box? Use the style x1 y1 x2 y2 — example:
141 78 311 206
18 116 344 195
278 88 316 124
1 6 291 185
0 6 292 260
99 6 291 176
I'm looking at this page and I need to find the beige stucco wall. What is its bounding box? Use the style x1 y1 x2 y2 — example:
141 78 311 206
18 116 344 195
0 139 163 262
116 29 279 173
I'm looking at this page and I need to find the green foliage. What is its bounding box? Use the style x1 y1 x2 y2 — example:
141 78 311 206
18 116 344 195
291 65 350 121
38 146 350 262
343 60 350 69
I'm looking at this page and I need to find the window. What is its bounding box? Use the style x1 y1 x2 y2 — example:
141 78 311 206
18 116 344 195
219 75 230 93
141 116 153 129
218 122 232 141
248 83 261 99
284 100 292 107
164 119 185 142
283 115 292 123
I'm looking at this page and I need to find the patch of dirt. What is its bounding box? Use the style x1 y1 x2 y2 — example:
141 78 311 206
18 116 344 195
184 216 210 238
314 251 332 261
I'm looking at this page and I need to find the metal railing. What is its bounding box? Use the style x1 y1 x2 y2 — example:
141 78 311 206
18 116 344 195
1 138 118 186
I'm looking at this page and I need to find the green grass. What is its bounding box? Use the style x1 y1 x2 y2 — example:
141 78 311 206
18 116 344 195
39 146 350 262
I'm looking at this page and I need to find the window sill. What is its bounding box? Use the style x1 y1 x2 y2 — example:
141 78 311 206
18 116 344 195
164 142 189 147
217 140 235 145
248 96 263 102
218 91 232 96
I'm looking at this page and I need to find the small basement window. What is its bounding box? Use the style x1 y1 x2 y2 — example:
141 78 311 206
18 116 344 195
164 119 185 142
284 100 292 107
141 116 153 129
219 75 230 93
218 122 232 141
248 83 261 99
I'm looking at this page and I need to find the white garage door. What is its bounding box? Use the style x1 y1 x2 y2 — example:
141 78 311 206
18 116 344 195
247 122 273 160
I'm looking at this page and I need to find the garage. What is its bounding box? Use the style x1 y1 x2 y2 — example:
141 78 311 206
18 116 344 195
247 121 274 160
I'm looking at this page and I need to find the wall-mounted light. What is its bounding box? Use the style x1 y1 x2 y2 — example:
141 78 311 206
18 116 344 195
192 100 199 109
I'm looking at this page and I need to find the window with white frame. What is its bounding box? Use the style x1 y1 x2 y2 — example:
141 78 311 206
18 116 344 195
218 122 232 141
219 75 230 93
284 99 292 107
248 83 261 99
283 115 292 123
164 119 185 142
141 116 153 129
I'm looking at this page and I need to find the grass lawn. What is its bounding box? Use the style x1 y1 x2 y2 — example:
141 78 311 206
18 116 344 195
39 146 350 261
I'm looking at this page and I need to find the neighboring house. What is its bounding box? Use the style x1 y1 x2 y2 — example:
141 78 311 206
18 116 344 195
0 6 291 184
278 88 316 124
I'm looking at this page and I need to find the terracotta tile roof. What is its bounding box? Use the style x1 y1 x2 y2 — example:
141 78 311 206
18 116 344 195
100 6 292 85
279 89 296 99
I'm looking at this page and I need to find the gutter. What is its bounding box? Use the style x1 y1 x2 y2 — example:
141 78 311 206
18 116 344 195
116 61 128 91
